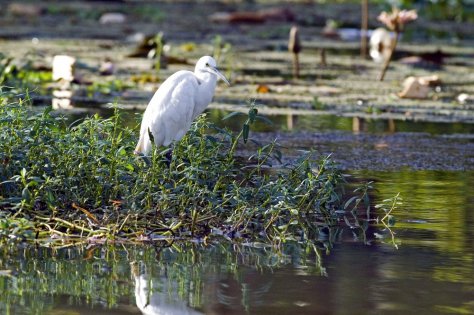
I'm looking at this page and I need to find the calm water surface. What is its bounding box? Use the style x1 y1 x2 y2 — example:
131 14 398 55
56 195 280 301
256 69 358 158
59 105 474 136
1 170 473 315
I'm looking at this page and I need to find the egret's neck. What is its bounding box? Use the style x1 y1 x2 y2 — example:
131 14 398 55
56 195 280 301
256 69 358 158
194 72 217 116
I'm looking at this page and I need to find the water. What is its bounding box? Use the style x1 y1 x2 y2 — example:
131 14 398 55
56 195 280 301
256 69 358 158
61 105 474 136
1 170 472 315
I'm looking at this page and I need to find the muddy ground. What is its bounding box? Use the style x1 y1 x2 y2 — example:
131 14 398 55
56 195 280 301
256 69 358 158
1 0 473 170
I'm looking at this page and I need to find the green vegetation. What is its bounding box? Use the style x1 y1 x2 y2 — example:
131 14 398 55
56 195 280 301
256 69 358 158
212 35 234 81
0 53 52 94
0 92 395 246
86 79 133 98
312 96 328 110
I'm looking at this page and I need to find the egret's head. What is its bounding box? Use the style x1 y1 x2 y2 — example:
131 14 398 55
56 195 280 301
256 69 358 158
195 56 230 85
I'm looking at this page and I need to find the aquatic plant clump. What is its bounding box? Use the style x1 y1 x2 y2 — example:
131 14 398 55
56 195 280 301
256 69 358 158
0 94 389 246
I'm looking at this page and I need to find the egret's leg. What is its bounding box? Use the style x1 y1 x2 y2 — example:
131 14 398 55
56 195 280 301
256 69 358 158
134 151 151 167
159 147 173 167
165 149 173 165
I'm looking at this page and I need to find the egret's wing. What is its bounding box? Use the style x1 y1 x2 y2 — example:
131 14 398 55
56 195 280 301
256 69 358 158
142 70 199 147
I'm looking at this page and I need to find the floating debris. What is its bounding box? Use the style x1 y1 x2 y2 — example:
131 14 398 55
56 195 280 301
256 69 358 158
457 93 473 104
99 58 115 75
398 75 439 99
209 7 294 24
52 90 73 110
369 28 392 63
52 55 76 83
7 3 44 17
399 77 429 99
99 12 126 24
399 49 449 68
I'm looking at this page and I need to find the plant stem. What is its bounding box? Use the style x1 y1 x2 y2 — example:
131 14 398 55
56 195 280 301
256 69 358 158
378 30 400 81
360 0 369 59
292 53 299 79
228 129 243 159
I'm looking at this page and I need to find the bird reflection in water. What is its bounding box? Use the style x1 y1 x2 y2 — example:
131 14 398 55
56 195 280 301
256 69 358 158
131 261 272 315
132 262 204 315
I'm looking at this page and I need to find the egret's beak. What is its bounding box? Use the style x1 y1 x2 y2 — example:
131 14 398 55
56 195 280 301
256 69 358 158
209 66 230 85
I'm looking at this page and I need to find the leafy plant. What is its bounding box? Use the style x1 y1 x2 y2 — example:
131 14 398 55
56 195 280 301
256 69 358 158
0 53 52 92
375 192 402 248
0 92 399 247
212 35 234 81
86 79 133 98
0 217 35 242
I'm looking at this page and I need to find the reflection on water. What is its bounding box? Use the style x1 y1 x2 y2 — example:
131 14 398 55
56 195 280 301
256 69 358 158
133 262 204 315
52 89 73 110
1 170 473 315
207 109 474 135
55 104 474 136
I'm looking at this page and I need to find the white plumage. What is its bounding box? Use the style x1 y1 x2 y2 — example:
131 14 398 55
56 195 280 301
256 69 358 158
135 56 229 155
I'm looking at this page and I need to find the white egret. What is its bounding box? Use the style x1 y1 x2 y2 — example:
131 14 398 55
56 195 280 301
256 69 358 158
134 56 230 155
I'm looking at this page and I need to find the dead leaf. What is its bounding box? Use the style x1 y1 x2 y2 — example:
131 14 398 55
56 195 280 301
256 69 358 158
72 203 100 225
84 248 96 260
256 84 270 93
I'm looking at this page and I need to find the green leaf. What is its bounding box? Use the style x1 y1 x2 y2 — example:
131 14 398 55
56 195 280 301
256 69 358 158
116 146 127 156
386 215 396 227
272 149 282 163
243 123 249 143
255 115 273 125
248 108 258 123
222 111 243 121
344 196 358 209
21 187 31 203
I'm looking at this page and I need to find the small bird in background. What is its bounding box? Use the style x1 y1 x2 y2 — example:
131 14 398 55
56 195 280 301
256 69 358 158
134 56 230 156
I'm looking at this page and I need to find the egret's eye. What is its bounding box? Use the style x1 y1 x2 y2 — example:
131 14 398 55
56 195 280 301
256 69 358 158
205 63 209 66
